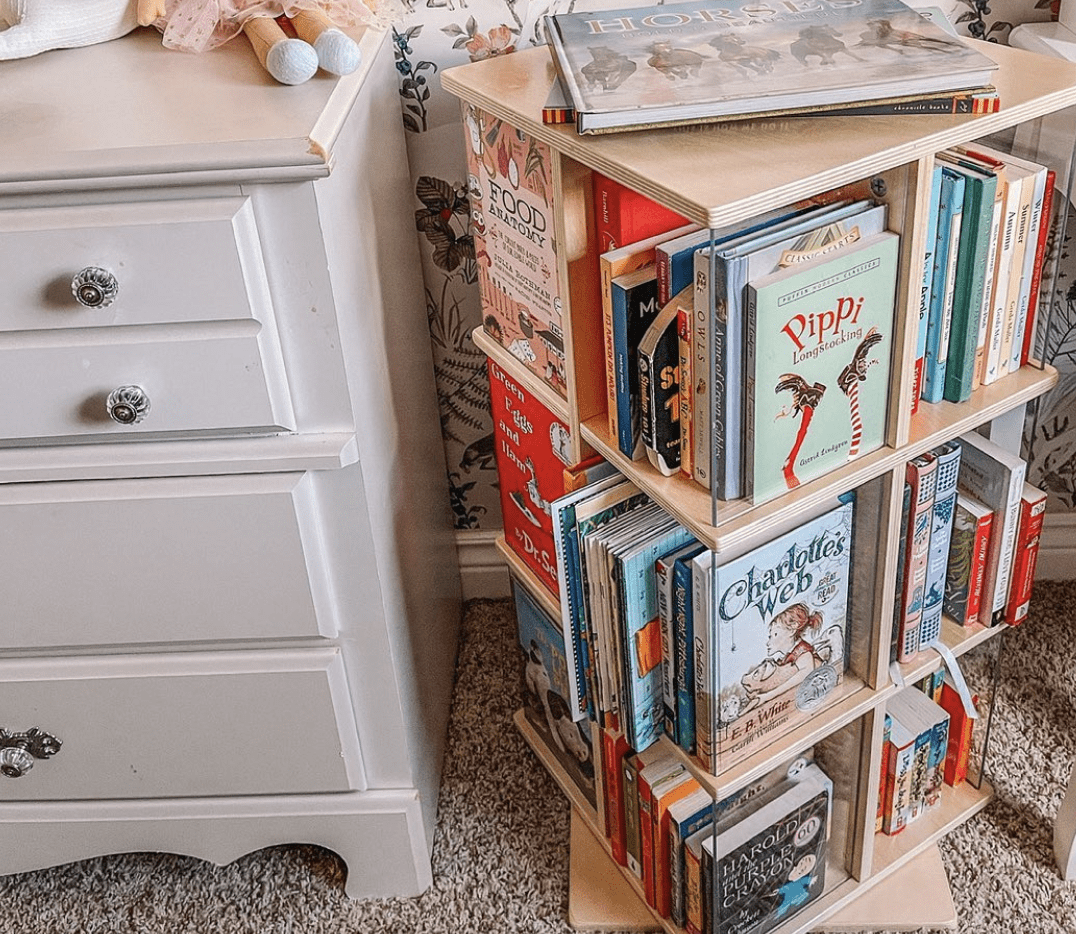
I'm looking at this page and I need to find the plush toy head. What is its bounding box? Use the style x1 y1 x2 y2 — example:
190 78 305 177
0 0 140 60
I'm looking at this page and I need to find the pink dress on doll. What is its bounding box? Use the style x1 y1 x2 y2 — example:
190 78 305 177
148 0 372 53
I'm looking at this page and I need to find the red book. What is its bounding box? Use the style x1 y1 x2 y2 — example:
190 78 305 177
1005 483 1048 625
943 492 994 628
938 677 977 787
592 172 689 253
965 504 994 628
652 772 701 918
601 727 633 867
1021 168 1056 368
488 359 581 598
637 750 684 906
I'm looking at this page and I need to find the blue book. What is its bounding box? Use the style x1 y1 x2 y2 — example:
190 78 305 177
919 442 961 648
610 266 660 459
922 168 965 403
656 539 702 744
912 165 944 406
673 543 705 754
666 786 713 929
694 200 885 500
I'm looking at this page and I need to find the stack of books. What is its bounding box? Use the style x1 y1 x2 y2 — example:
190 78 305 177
542 0 1000 134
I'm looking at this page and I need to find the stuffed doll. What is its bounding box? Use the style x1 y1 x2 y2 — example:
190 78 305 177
0 0 141 60
137 1 371 84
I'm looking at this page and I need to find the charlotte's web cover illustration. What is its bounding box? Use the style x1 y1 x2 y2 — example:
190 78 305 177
465 104 567 396
745 231 899 505
695 501 853 769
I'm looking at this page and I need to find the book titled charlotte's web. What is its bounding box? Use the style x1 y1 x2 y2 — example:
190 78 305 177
745 231 899 505
543 0 997 134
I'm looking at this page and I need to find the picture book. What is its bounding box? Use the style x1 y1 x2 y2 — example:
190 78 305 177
544 0 998 134
942 492 994 627
639 286 691 476
911 165 944 413
919 442 961 648
896 453 938 662
466 105 567 396
1005 482 1047 625
489 359 580 598
955 431 1027 624
611 265 661 459
745 231 899 504
694 500 854 770
712 762 833 934
512 577 597 809
922 166 964 404
697 200 886 501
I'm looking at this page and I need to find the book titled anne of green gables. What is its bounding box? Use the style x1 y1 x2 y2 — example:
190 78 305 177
744 230 899 505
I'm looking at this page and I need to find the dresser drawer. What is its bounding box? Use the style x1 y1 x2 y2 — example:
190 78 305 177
0 198 276 330
0 649 365 800
0 472 340 649
0 331 294 440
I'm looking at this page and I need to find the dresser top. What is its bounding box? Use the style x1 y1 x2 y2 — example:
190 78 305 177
0 25 386 191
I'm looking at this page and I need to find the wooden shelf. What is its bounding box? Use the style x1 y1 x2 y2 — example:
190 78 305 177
498 535 561 620
896 616 1007 686
473 326 571 421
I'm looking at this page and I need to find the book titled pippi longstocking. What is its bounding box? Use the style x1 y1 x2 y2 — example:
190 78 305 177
744 231 899 506
464 104 568 398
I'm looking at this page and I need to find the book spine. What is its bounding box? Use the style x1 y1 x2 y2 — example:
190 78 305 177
673 554 697 755
623 755 644 878
1009 167 1048 372
638 347 655 457
999 172 1036 377
677 306 694 480
877 713 891 833
692 556 713 771
638 771 668 907
922 172 963 404
926 712 950 813
655 553 679 744
684 834 705 934
912 165 944 414
602 728 631 866
907 725 933 824
939 680 975 786
670 808 711 928
603 262 621 449
919 443 961 647
898 455 939 662
983 176 1021 385
882 738 914 835
641 316 682 476
1005 486 1047 625
972 185 1005 391
1021 169 1056 367
692 251 715 491
992 463 1027 622
818 92 1000 116
965 510 993 627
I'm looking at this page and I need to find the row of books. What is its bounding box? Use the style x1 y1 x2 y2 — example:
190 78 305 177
893 429 1046 662
542 0 1001 134
603 186 899 506
910 142 1053 413
877 676 977 837
513 573 834 934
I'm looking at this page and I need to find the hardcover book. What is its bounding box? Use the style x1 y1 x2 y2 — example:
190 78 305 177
919 442 961 648
1005 482 1047 625
911 165 944 413
712 762 833 934
693 501 854 770
543 0 998 134
639 286 691 476
593 171 690 252
896 453 938 662
611 265 661 459
921 167 964 404
942 492 994 627
466 104 568 396
512 578 597 810
744 231 899 504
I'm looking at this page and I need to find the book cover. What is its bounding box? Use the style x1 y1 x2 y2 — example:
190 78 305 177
911 164 944 413
922 167 964 404
745 231 899 504
1005 482 1047 625
919 442 961 648
593 171 690 253
713 762 832 934
544 0 997 135
698 200 886 501
611 265 661 459
903 685 950 815
694 501 853 770
674 543 706 755
897 453 938 662
956 431 1027 624
513 578 598 810
938 156 999 403
639 286 690 476
489 359 579 598
942 492 994 627
466 105 567 395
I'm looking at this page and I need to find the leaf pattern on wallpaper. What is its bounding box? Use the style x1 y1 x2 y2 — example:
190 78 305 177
394 25 438 132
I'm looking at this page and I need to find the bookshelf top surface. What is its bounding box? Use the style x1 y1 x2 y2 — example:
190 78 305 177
441 41 1076 228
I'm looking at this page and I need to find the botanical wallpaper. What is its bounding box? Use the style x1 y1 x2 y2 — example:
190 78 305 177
392 0 1071 528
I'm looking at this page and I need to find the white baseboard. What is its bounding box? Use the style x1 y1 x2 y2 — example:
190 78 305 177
455 529 510 600
1036 513 1076 581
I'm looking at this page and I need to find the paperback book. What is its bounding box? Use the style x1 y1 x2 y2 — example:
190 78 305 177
745 231 899 505
543 0 998 134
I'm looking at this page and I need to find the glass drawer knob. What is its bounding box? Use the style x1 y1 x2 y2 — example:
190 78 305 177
107 385 150 425
71 266 119 308
0 727 62 778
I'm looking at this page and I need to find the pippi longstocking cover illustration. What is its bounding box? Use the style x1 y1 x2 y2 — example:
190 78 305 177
744 230 899 505
693 500 854 770
464 105 568 398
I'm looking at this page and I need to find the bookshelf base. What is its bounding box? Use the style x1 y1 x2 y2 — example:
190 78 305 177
567 810 957 933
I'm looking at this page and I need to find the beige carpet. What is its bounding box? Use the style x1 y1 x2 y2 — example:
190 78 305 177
1 583 1075 933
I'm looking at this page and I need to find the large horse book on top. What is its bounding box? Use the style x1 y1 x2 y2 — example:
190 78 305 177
544 0 998 134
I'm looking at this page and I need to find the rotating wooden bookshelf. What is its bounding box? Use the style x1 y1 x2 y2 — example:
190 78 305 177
445 37 1074 933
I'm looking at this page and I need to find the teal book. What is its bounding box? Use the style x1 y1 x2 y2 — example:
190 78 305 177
694 200 886 501
922 168 965 404
912 165 944 410
744 231 899 505
939 156 999 403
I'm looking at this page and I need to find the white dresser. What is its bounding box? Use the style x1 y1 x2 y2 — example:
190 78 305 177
0 26 461 898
